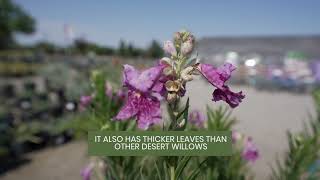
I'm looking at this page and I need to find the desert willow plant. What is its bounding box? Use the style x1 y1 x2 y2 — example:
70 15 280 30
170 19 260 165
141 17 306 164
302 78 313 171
80 30 253 180
111 30 245 180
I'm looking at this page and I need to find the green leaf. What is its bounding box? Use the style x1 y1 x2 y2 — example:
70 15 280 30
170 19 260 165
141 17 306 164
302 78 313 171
174 156 192 179
187 158 208 180
154 160 162 180
176 98 190 131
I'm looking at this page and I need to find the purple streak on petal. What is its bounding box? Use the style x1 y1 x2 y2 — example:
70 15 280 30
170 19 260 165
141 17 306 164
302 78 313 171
212 87 245 108
137 99 161 129
114 90 162 129
115 90 139 120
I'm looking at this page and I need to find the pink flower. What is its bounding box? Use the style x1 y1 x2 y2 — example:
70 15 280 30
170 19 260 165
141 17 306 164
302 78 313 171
81 163 94 180
189 109 205 128
197 63 245 108
232 131 242 143
79 95 92 111
242 137 259 162
115 64 165 129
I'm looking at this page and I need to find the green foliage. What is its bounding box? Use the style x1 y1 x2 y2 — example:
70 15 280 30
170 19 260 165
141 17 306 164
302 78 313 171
270 89 320 179
206 106 237 131
73 38 114 55
0 0 35 49
194 106 249 180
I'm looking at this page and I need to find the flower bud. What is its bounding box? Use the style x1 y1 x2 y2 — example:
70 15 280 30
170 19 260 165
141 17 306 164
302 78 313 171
181 66 194 82
187 34 195 43
181 40 193 55
163 66 174 76
174 32 182 45
160 57 173 65
163 41 177 56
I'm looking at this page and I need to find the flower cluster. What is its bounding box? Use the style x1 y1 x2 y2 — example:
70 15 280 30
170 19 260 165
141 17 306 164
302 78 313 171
115 30 245 129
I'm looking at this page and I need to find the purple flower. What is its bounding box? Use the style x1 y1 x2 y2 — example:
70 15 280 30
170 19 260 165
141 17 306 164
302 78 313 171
115 64 165 129
81 164 93 180
212 87 245 108
189 109 205 128
163 41 177 56
105 81 113 98
242 137 259 162
197 63 245 108
79 95 92 111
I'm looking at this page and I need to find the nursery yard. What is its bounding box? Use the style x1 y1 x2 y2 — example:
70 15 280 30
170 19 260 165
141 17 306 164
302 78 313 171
0 83 316 180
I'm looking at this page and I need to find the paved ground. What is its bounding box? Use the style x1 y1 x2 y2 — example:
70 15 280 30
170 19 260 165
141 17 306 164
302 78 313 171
0 141 88 180
0 82 316 180
187 80 316 179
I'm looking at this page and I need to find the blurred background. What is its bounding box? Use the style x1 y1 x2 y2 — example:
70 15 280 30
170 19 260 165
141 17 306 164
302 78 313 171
1 0 320 179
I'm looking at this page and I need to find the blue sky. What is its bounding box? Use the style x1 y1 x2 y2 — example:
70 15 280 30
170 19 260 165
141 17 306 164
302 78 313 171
14 0 320 47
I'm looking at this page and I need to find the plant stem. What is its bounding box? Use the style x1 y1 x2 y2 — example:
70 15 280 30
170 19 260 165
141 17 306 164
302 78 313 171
170 165 175 180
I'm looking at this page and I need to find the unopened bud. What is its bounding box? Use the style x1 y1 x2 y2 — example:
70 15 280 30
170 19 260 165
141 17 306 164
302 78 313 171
163 67 174 76
174 32 182 45
181 40 193 55
160 57 173 65
163 41 177 56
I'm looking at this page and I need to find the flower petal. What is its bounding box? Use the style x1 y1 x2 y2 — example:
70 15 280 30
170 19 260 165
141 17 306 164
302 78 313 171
123 64 164 93
115 91 138 120
136 97 161 130
198 63 236 89
212 86 245 108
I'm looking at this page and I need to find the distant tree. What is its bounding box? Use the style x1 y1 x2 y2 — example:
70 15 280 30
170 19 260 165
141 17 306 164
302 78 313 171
73 38 114 55
0 0 35 49
73 38 88 53
117 39 128 57
145 40 164 58
34 41 57 54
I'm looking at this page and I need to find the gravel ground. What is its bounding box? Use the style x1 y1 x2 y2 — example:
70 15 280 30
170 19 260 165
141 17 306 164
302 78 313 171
0 82 316 180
